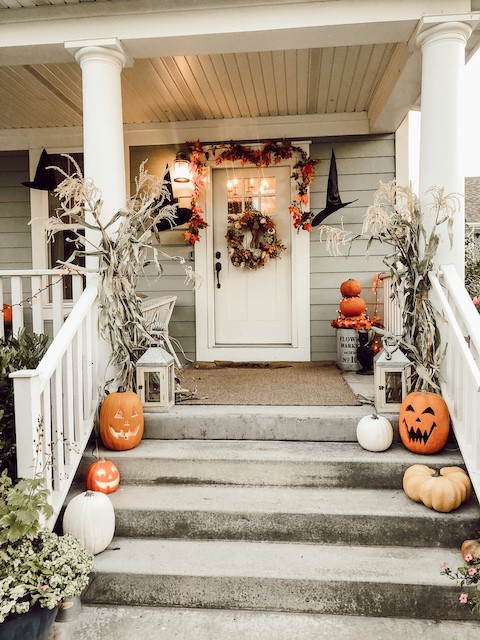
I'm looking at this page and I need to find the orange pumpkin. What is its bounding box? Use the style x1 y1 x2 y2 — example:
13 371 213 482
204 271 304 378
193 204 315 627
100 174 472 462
340 279 362 298
399 391 450 454
99 389 144 451
85 457 120 494
339 296 366 317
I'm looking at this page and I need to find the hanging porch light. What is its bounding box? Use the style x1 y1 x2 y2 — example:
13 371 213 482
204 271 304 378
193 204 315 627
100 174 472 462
173 150 191 183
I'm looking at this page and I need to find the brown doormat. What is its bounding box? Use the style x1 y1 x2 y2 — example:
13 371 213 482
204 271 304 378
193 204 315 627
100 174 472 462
176 362 361 406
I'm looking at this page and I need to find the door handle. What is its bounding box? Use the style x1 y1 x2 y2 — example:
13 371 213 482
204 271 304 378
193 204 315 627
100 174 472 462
215 261 222 288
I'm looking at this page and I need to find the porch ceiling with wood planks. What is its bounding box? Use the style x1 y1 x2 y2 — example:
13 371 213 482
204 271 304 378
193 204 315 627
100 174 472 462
0 0 479 135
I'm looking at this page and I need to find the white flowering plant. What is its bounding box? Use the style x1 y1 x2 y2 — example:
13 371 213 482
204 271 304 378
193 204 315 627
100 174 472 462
0 471 93 623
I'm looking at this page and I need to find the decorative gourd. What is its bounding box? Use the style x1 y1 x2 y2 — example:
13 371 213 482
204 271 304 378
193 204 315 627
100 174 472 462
419 475 462 512
339 296 367 317
356 413 393 452
402 464 471 512
402 464 435 502
398 391 450 454
63 490 115 555
85 457 120 494
99 389 144 451
340 279 362 298
461 539 480 560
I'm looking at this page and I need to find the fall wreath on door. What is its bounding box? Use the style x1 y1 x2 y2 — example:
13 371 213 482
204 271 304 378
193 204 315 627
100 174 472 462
226 208 286 269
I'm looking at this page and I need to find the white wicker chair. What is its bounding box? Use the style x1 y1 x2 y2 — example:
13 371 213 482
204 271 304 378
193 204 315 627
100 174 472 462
141 295 181 367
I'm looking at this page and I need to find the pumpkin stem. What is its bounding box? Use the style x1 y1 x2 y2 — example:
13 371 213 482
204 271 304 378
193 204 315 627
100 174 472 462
371 413 379 419
85 490 96 497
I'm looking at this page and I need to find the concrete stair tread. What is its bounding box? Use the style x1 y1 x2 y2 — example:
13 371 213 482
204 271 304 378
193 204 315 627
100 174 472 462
94 537 460 584
93 439 464 464
107 483 479 519
50 605 480 640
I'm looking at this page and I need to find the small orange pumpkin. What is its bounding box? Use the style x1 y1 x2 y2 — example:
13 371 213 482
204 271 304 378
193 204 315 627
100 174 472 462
339 296 366 317
340 279 362 298
85 457 120 494
461 539 480 560
398 391 450 454
99 389 144 451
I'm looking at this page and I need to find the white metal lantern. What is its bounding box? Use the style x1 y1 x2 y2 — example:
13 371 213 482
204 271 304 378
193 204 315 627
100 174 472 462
135 346 175 412
374 338 412 413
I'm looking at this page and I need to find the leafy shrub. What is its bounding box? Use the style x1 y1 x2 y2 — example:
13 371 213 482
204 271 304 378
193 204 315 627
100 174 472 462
0 331 49 479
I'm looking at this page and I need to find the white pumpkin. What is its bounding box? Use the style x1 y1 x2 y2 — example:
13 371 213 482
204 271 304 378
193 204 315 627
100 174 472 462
63 490 115 555
356 413 394 452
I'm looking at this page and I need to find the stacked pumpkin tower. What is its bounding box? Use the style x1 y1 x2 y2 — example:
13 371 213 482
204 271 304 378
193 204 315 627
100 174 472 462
339 278 367 320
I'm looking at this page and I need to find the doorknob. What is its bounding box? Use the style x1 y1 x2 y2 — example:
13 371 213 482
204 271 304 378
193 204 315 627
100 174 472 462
215 261 222 288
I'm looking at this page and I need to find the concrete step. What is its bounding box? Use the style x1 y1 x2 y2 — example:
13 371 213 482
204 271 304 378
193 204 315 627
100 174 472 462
108 484 479 548
84 538 478 621
78 440 466 488
143 404 377 441
49 605 480 640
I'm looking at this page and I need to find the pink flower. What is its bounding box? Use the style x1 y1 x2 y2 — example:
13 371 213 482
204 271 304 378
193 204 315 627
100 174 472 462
465 554 473 562
459 593 468 604
469 568 477 576
440 563 449 569
473 297 480 306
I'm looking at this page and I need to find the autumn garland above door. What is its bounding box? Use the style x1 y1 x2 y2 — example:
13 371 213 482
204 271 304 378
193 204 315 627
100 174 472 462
183 140 320 245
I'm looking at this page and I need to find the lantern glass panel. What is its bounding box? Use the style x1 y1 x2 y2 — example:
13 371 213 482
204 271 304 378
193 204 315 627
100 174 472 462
385 371 403 404
145 372 161 403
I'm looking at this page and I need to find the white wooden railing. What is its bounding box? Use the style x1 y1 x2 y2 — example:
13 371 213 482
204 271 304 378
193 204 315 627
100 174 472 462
429 264 480 500
10 282 100 526
379 272 403 336
0 268 84 340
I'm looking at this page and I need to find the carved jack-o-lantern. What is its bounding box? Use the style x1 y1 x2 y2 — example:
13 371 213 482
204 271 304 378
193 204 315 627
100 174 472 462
99 389 144 451
399 391 450 454
85 457 120 494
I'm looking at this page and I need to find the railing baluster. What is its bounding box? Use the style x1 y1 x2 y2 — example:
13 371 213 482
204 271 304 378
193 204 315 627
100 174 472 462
10 276 24 335
51 364 65 492
31 275 44 335
63 342 76 468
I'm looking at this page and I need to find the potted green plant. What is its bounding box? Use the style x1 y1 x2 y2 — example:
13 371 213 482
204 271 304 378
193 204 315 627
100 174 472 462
0 471 93 639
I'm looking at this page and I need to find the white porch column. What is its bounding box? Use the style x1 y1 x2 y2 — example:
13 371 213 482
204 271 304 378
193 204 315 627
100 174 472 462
67 38 128 222
416 22 471 279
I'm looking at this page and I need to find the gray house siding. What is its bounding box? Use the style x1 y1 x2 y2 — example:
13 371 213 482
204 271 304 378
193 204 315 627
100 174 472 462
309 136 395 360
0 151 32 272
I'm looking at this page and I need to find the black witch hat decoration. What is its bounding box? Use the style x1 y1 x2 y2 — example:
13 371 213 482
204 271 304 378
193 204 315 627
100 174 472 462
22 149 59 191
155 166 192 231
311 149 357 227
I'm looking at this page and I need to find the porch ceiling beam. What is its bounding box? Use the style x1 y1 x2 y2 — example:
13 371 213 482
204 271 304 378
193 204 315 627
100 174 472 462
368 12 480 133
126 112 371 144
0 112 370 151
0 0 469 65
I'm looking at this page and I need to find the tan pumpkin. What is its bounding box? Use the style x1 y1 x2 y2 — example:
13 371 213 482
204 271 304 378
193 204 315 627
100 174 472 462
340 279 362 298
419 475 463 512
403 464 435 502
461 539 480 560
339 296 367 317
440 467 472 502
403 464 471 512
99 389 144 451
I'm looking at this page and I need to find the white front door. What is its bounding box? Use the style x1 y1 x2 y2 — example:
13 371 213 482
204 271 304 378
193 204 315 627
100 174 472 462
195 161 311 362
213 166 292 345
